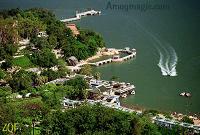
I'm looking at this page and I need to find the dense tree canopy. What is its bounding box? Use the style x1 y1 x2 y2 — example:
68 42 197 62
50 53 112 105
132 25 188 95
64 77 89 100
9 70 34 92
40 105 161 135
80 64 93 76
181 116 194 124
62 30 105 61
1 55 13 70
41 69 60 81
0 68 6 79
30 36 50 50
30 48 58 68
0 43 18 61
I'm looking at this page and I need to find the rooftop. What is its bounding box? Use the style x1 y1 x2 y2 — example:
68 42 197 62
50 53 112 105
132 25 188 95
66 24 80 36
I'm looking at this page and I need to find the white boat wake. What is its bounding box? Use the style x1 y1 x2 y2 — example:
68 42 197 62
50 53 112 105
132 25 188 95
157 45 178 76
133 21 178 76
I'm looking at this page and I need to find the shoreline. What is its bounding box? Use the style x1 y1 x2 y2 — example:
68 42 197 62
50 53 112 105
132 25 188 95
121 102 200 126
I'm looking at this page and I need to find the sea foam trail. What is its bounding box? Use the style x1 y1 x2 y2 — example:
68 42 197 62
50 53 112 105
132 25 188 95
168 46 178 76
133 21 178 76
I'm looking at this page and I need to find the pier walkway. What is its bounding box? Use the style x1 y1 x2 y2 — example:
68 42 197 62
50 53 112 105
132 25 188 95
60 9 101 23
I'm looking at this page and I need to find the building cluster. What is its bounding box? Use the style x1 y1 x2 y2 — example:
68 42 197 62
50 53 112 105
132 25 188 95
61 74 136 109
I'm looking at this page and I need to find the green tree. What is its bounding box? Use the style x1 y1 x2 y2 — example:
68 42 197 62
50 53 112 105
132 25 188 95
0 69 6 79
18 17 45 38
31 36 50 50
181 116 194 124
0 87 12 103
41 69 59 81
64 77 89 100
48 34 57 49
26 8 56 24
0 18 19 44
30 48 58 68
0 44 6 60
40 105 161 135
0 103 16 135
80 64 93 76
9 70 34 92
1 56 13 70
4 44 18 56
46 20 65 40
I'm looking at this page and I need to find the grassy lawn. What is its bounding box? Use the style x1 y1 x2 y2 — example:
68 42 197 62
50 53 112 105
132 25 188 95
13 56 35 69
88 55 112 63
8 96 42 107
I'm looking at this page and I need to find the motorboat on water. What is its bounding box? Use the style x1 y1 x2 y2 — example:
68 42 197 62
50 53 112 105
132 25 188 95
179 92 191 97
185 93 191 97
180 92 186 96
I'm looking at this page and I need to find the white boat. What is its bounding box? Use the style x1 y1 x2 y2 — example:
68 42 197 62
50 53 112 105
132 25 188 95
180 92 185 96
185 93 191 97
179 92 191 97
131 90 135 95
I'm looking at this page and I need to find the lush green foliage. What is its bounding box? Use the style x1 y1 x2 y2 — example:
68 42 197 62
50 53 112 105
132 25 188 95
158 125 191 135
29 48 58 68
40 105 161 135
64 77 89 100
0 44 18 60
0 86 12 103
79 64 93 76
1 55 13 70
30 37 50 50
62 30 105 60
0 68 6 79
9 70 35 92
13 56 35 68
41 69 60 81
181 116 194 124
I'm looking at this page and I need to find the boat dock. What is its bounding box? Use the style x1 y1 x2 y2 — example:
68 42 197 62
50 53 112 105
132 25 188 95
88 48 136 67
60 9 101 23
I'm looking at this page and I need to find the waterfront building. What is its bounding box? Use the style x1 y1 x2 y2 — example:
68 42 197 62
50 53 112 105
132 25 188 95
66 23 80 36
67 56 79 66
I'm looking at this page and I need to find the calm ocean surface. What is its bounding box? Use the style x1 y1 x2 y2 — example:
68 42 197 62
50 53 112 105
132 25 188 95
1 0 200 114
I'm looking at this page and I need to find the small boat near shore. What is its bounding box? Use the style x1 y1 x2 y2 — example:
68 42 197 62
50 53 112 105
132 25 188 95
179 92 191 97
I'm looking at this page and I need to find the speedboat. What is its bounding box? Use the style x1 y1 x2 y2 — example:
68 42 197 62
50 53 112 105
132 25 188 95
185 93 191 97
179 92 191 97
180 92 185 96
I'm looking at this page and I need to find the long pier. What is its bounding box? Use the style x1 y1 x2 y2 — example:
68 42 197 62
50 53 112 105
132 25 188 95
60 9 101 23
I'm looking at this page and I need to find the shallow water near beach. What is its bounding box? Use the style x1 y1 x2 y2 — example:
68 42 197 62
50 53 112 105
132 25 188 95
1 0 200 114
